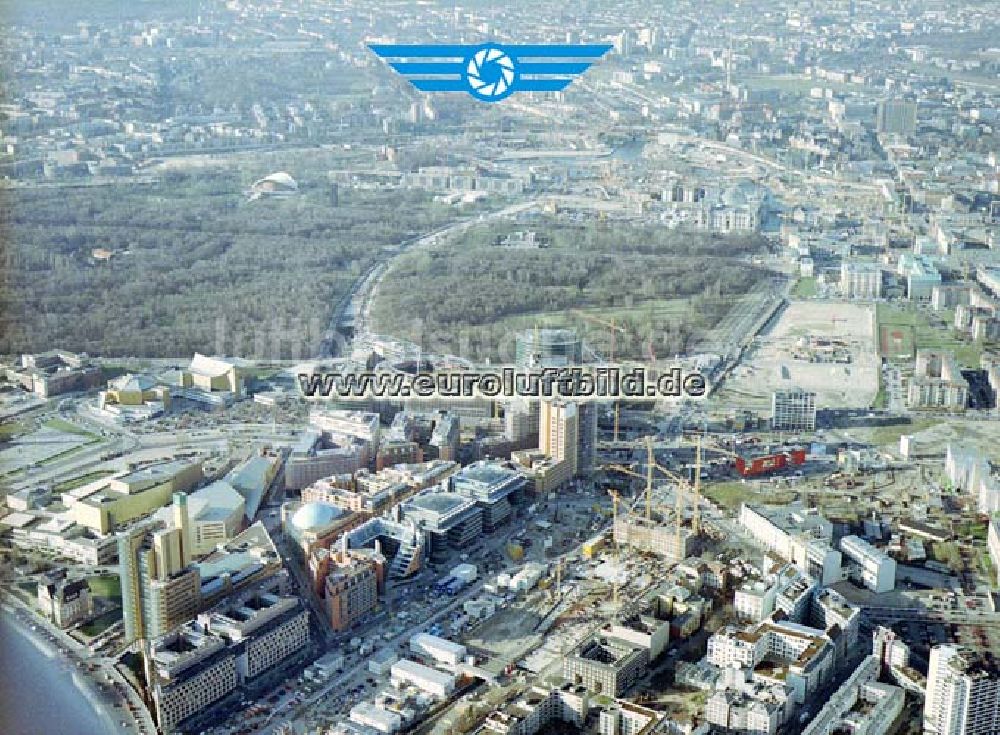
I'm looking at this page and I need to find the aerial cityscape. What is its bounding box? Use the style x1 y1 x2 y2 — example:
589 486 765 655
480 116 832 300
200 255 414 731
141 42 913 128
1 1 999 735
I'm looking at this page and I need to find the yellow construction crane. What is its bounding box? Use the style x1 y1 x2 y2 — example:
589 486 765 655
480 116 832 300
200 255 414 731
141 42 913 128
573 310 627 441
606 487 621 612
603 436 700 559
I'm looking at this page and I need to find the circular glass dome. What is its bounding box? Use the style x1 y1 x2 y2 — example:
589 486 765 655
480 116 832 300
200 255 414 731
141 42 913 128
290 502 343 532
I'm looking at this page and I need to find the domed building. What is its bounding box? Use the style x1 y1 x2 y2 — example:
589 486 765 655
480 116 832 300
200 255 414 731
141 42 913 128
248 171 298 200
281 499 362 558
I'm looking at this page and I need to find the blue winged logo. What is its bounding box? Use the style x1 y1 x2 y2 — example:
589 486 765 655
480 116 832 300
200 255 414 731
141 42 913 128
368 42 613 102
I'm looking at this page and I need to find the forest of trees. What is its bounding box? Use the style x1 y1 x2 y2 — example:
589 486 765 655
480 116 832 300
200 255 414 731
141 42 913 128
0 168 450 359
371 222 775 362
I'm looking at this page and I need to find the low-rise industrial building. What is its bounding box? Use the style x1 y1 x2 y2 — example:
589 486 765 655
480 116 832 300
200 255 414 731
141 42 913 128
389 659 456 698
410 633 467 667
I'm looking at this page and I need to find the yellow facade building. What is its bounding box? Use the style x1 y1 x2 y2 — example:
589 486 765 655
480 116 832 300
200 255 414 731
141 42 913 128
70 459 203 534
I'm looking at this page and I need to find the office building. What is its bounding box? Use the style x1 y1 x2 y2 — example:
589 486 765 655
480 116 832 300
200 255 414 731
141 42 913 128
840 535 896 593
897 254 942 301
510 450 575 494
449 460 526 531
428 411 460 462
375 440 423 471
119 520 282 645
150 580 309 732
344 517 425 580
771 387 817 432
539 399 579 475
285 429 366 491
515 329 583 368
119 519 200 644
400 490 482 562
923 645 1000 735
514 328 595 474
310 408 381 449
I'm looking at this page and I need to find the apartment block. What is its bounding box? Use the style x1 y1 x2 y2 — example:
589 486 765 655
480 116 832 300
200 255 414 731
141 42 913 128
840 262 883 300
802 656 903 735
907 350 969 411
924 645 1000 735
840 535 896 593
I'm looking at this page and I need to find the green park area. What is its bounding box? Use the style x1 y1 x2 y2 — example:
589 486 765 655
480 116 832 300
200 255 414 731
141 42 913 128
876 303 988 366
791 276 818 298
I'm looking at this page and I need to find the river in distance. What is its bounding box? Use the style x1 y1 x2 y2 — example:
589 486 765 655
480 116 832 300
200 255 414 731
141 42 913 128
0 612 122 735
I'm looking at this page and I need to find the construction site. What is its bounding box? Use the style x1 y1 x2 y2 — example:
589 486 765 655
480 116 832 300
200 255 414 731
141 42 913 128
718 301 879 411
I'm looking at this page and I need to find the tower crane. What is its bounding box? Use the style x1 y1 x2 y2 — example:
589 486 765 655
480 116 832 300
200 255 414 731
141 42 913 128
603 437 699 560
573 310 627 441
606 487 622 614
